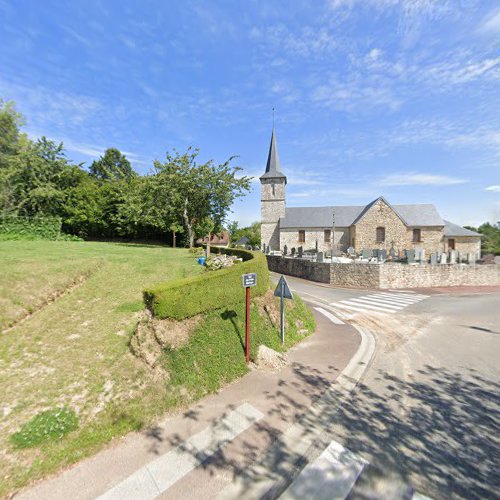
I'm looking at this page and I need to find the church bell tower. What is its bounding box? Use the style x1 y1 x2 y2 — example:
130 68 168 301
260 129 287 251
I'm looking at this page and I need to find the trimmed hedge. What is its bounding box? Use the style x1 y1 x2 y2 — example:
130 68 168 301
143 247 269 320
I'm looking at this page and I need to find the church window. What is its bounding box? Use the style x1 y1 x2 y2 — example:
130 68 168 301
376 227 385 242
272 182 275 196
298 230 305 243
324 230 331 242
413 228 421 242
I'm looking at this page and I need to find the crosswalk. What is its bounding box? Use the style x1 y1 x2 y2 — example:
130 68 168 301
282 438 432 500
330 290 429 317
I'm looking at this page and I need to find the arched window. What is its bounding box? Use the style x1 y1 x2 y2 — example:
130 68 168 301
376 227 385 242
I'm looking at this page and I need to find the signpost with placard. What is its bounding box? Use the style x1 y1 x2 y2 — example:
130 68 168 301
274 275 293 345
242 273 257 364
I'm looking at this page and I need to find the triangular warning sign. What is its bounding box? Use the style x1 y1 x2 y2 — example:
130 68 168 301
274 275 293 300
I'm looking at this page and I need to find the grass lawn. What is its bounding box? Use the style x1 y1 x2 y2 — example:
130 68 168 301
0 240 202 496
0 241 315 497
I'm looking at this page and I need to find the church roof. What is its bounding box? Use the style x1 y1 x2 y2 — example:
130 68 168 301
443 220 482 237
260 129 287 182
280 200 446 228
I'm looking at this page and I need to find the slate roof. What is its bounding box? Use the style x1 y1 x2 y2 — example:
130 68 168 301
280 199 445 228
443 220 482 237
260 129 287 182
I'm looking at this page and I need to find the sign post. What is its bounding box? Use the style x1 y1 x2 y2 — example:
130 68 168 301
274 275 293 345
242 273 257 364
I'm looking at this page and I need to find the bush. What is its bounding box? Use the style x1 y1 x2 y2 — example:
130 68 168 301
143 248 268 320
0 215 62 240
10 407 79 449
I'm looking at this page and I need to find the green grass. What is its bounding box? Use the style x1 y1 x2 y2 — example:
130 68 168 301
10 407 79 449
0 241 315 498
0 240 203 496
164 291 315 405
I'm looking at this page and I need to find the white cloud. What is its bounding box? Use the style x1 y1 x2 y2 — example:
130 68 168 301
485 185 500 192
478 8 500 35
378 173 467 186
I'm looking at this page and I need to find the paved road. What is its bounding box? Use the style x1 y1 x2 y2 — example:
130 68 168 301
279 275 500 499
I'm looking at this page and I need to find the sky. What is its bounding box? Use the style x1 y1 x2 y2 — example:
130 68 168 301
1 0 499 227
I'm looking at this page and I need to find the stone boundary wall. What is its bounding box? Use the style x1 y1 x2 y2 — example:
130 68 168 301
266 255 331 283
267 255 500 288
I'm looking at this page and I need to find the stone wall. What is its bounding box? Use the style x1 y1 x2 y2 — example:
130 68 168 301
447 237 481 259
266 255 331 283
280 227 349 253
380 263 500 288
352 199 445 255
330 263 381 288
267 255 500 288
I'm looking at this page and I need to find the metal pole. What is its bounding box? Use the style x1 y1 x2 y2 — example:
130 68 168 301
331 210 335 260
280 281 285 345
245 286 250 364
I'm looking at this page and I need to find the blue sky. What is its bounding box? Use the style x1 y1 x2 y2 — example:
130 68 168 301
1 0 499 227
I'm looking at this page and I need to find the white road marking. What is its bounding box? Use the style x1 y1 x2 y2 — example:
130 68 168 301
98 403 264 500
346 298 404 310
378 292 429 300
331 302 396 314
372 293 423 304
361 296 415 307
339 300 400 313
314 307 345 324
281 439 367 500
413 492 434 500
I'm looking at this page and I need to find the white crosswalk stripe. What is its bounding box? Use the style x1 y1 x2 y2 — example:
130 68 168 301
98 403 263 499
329 291 429 316
282 439 433 500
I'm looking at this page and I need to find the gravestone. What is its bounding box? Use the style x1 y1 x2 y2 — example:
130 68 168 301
440 252 447 264
317 252 324 263
380 249 387 260
457 251 462 263
347 246 355 256
468 253 476 265
389 246 396 259
449 250 457 264
291 247 296 256
407 249 415 263
420 249 426 262
283 245 288 256
430 252 437 265
362 249 371 259
266 245 271 254
298 246 303 258
315 240 318 253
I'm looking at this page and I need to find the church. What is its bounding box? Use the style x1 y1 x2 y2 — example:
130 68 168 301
260 130 481 258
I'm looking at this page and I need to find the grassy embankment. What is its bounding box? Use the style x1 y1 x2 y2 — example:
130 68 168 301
0 241 314 497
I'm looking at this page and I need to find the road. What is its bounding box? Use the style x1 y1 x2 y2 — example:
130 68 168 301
280 274 500 499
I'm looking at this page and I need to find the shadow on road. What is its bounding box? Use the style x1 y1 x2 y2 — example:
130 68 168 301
144 362 500 499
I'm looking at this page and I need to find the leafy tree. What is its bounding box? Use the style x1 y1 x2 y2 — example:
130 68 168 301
227 220 239 244
466 222 500 255
0 99 24 168
89 148 134 181
153 148 251 247
232 221 261 247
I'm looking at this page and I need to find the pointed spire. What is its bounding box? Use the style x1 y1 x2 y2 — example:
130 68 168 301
260 128 287 182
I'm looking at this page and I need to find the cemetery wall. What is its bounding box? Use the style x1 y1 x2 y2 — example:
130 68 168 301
267 255 500 288
279 228 349 253
380 263 500 288
266 255 331 283
330 263 381 288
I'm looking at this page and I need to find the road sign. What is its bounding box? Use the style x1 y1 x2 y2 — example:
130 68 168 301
242 273 257 288
274 275 293 299
274 275 293 345
242 273 257 364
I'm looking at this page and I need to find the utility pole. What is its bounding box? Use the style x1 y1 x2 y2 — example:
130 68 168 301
331 209 336 260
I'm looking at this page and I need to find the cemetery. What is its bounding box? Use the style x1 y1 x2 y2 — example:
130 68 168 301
260 129 499 288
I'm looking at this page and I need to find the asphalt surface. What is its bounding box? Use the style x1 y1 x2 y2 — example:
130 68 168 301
277 274 500 499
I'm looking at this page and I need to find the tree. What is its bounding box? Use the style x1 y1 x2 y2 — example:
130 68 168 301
89 148 134 181
153 148 251 247
227 220 239 245
0 99 24 168
196 216 215 256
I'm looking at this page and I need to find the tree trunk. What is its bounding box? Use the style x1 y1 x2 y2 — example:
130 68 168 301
183 197 194 248
172 230 176 248
207 232 211 257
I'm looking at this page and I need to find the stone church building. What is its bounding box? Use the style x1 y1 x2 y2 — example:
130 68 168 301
260 130 481 258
